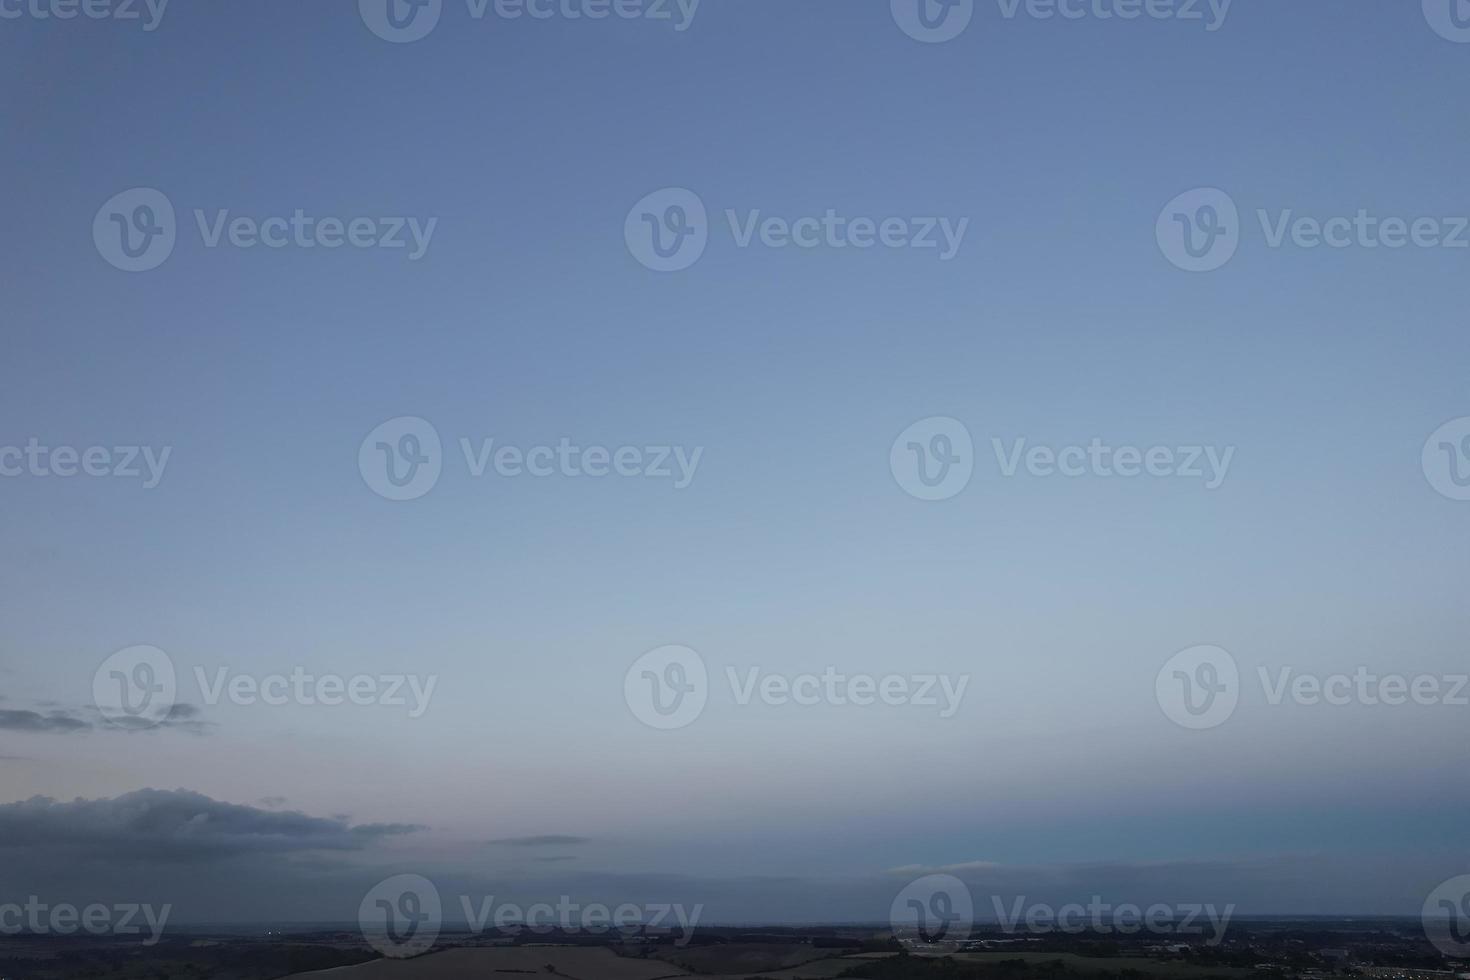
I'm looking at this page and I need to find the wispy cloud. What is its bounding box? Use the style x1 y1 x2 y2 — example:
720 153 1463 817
0 708 91 733
0 789 426 861
0 702 216 736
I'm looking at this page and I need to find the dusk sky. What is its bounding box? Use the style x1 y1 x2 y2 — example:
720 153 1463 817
2 0 1468 926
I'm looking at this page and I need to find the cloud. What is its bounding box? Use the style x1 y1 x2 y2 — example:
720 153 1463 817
0 709 91 733
0 701 216 736
486 835 590 848
352 822 426 837
0 789 425 862
157 702 214 736
100 702 216 736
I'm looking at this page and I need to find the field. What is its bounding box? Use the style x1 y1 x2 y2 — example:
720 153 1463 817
287 944 894 979
954 951 1257 979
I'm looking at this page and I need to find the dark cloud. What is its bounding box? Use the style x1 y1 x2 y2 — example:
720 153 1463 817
352 822 426 837
159 702 214 736
101 702 216 736
0 708 91 733
486 835 590 848
0 701 216 736
0 789 425 862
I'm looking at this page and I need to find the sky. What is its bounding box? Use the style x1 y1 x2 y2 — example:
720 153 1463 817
1 0 1469 929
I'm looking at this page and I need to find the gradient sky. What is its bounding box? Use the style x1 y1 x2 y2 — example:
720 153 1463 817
1 0 1468 924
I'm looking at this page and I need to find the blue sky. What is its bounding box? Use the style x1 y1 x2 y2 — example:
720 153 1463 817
1 0 1468 923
